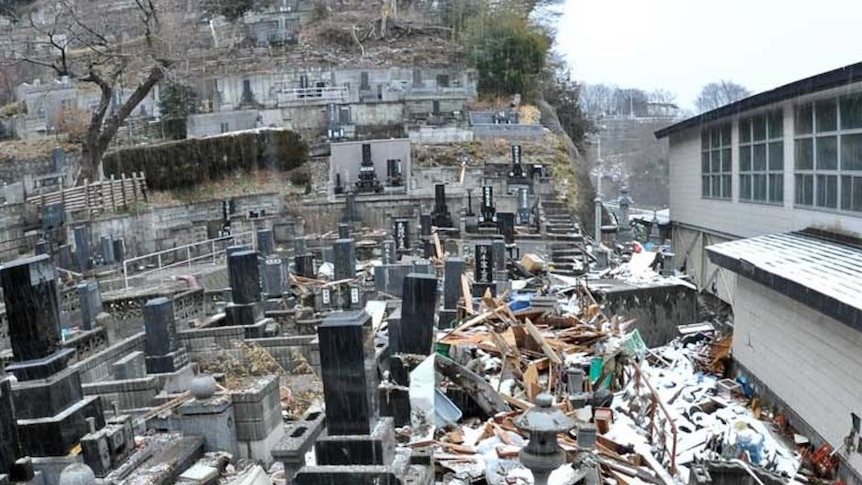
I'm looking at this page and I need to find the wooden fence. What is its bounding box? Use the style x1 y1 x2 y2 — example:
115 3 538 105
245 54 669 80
27 172 148 215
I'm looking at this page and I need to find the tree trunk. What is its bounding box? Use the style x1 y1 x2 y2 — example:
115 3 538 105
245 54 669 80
80 135 103 182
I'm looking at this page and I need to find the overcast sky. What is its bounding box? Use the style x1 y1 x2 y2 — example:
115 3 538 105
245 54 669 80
552 0 862 111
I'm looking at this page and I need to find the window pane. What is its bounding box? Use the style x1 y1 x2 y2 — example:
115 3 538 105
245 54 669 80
795 139 813 170
795 104 813 134
854 177 862 211
796 174 813 205
815 100 838 132
752 115 767 141
842 176 852 210
721 124 731 146
753 174 767 201
740 174 752 200
701 130 710 149
739 146 752 172
702 176 710 197
841 133 862 171
816 174 837 208
711 150 721 172
840 94 862 129
769 174 784 203
739 119 751 143
816 136 838 170
702 152 710 173
721 174 732 198
768 109 783 138
768 142 784 171
711 127 720 148
711 176 721 198
721 148 732 172
752 144 767 171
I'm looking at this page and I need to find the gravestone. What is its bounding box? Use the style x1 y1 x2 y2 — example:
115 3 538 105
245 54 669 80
112 236 125 264
333 239 356 281
337 223 350 240
0 378 19 477
1 255 106 458
261 256 286 298
57 244 74 270
480 186 495 223
143 297 188 374
393 219 410 251
1 255 63 365
382 240 396 264
517 188 531 225
51 148 66 173
443 258 465 310
419 213 432 238
42 203 65 246
257 229 275 256
100 235 115 265
373 264 412 298
77 280 103 331
431 184 453 228
294 254 315 279
395 274 437 356
474 244 495 297
344 192 357 223
317 311 376 436
228 250 261 304
497 212 516 244
74 226 91 271
492 240 506 272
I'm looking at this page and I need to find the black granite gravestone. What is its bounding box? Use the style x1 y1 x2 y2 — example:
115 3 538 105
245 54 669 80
57 244 74 270
431 184 453 228
143 297 177 357
333 239 356 281
257 229 275 256
474 244 495 297
228 250 261 304
112 236 125 264
73 226 91 271
517 187 531 225
0 378 19 477
344 191 357 223
42 203 65 244
0 255 62 363
397 274 437 356
382 240 396 264
419 213 432 237
393 219 410 251
480 186 495 223
317 311 376 436
294 254 315 279
77 280 103 331
497 212 516 244
443 258 465 310
492 240 506 272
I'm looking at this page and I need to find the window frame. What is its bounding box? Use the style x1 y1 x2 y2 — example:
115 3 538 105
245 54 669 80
700 122 733 200
739 108 784 205
794 94 862 213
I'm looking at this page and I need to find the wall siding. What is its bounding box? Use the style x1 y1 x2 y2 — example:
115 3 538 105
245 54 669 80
734 276 862 478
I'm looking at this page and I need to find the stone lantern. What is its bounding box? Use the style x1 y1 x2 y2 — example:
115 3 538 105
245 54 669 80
514 393 576 485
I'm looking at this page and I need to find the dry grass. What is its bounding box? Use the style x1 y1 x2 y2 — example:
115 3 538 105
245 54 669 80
0 137 78 161
148 168 306 207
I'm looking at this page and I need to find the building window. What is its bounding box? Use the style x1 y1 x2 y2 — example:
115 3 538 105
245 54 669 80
701 123 732 200
794 94 862 212
738 109 783 204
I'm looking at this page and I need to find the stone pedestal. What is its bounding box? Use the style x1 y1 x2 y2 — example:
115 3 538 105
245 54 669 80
176 396 239 458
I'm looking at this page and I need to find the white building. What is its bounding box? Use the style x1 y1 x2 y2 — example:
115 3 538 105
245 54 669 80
656 62 862 483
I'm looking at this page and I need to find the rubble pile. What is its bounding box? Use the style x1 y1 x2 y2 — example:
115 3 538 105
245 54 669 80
425 268 811 484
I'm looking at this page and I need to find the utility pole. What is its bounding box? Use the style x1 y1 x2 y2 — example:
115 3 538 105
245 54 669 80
594 135 602 248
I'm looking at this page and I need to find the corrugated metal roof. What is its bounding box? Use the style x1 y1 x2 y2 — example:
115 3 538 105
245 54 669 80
707 231 862 332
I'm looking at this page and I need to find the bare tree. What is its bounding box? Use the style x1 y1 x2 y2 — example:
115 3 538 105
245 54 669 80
649 89 677 106
579 83 617 118
5 0 184 182
695 80 751 113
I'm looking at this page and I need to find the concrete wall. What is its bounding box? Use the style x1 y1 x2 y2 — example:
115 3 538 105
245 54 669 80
473 124 549 140
329 139 412 192
732 276 862 480
595 282 698 347
187 110 261 137
408 126 474 144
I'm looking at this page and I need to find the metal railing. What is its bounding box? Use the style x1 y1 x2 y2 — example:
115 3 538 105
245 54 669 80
121 231 255 289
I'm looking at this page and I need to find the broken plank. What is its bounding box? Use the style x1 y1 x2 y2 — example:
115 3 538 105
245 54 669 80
523 318 563 365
